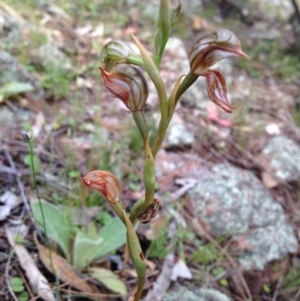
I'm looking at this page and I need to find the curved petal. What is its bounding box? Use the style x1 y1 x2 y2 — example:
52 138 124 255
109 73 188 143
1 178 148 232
205 70 238 113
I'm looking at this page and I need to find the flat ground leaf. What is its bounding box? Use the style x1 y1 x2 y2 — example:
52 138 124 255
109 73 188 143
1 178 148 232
31 201 70 260
73 231 103 271
91 217 126 260
89 267 127 295
34 233 100 296
0 82 33 100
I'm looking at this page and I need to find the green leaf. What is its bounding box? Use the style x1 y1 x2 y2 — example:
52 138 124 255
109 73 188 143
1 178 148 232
190 243 221 264
31 201 70 260
73 231 103 271
10 277 24 293
263 283 271 294
212 266 225 277
219 279 228 287
0 82 33 100
91 216 126 260
19 291 29 301
86 222 98 240
68 170 80 179
89 267 127 295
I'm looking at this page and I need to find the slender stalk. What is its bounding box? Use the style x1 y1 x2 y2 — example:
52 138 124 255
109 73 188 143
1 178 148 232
132 111 148 142
25 135 54 271
174 72 198 109
151 116 170 158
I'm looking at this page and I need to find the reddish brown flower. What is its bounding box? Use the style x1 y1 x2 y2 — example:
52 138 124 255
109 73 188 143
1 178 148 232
82 170 121 204
99 63 148 112
189 29 248 75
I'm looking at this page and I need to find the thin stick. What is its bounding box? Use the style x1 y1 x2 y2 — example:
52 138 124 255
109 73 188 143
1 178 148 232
272 275 282 301
16 265 35 299
5 250 19 301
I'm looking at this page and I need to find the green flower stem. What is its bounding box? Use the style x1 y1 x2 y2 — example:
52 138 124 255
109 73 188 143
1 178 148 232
174 71 198 108
151 116 170 158
129 136 155 224
127 54 144 67
26 137 55 271
129 197 145 224
123 211 146 301
131 34 169 132
151 73 197 157
132 111 148 142
143 136 155 207
110 201 127 225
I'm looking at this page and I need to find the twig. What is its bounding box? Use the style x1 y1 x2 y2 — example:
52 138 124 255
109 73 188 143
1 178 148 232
5 250 19 301
291 288 300 301
143 252 174 301
16 265 35 299
3 147 43 239
291 0 300 25
272 275 282 301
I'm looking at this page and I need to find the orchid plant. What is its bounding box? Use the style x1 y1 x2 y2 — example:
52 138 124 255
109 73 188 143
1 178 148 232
82 1 248 300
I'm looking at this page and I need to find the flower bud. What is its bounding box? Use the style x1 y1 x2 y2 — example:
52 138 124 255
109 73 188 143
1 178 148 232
170 0 182 28
100 40 135 71
138 199 160 224
189 29 248 74
99 63 149 112
205 70 237 113
82 170 121 204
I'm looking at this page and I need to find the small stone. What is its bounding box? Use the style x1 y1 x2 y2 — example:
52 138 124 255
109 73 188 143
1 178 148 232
250 0 298 21
0 107 15 127
237 222 298 270
162 285 232 301
165 113 194 147
37 44 71 70
262 136 300 181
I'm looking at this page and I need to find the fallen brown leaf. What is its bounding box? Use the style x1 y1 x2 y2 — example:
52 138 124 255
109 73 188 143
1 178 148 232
6 227 55 301
33 233 101 297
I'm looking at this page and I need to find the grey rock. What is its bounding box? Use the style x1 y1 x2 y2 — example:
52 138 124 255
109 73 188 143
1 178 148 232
142 1 159 22
162 285 232 301
0 50 44 101
0 13 25 48
188 164 298 270
237 222 297 270
37 44 71 70
250 0 298 21
180 0 203 20
262 136 300 181
127 0 203 21
165 113 194 147
0 107 15 127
